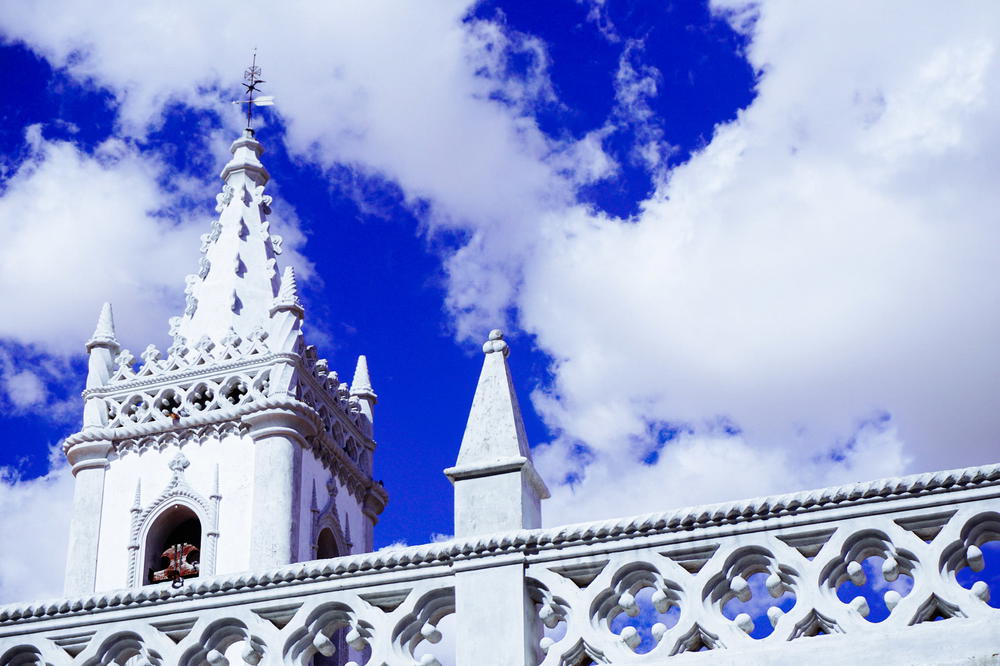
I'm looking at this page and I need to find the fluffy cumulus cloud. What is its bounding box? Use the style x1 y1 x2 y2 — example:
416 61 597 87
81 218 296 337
0 0 998 559
0 127 201 354
0 446 74 603
0 0 614 335
526 1 1000 523
0 127 310 358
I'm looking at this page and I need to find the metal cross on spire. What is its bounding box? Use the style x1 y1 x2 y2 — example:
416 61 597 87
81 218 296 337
233 49 274 132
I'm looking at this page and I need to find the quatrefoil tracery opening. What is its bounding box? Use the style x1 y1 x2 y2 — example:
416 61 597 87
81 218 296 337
591 564 683 655
221 377 250 406
823 531 916 623
943 512 1000 609
720 571 797 638
188 383 216 412
705 546 799 639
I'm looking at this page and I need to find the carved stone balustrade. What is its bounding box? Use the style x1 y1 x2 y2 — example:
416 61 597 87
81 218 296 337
2 463 999 665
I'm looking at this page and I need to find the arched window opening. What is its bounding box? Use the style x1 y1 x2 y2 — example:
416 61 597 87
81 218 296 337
144 504 202 586
317 527 339 559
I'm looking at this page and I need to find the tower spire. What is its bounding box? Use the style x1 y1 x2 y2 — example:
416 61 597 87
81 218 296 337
351 355 377 436
350 355 375 400
174 61 284 345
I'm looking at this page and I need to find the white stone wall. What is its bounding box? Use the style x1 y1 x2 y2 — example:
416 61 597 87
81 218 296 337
94 434 255 590
216 435 257 573
5 462 997 666
296 452 368 560
91 432 368 592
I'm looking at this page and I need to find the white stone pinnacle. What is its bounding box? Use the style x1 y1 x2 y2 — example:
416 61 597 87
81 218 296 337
446 328 550 537
456 329 533 466
276 265 301 305
86 302 118 351
351 355 376 400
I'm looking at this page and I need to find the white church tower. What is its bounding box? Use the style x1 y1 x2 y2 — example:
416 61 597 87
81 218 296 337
61 125 387 597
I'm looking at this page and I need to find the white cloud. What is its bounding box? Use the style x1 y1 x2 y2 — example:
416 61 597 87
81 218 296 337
3 369 46 409
1 1 998 541
523 0 1000 520
0 446 74 604
0 126 310 357
0 128 196 354
0 0 609 342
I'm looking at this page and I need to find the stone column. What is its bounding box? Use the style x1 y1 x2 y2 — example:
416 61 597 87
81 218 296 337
455 554 540 666
244 407 312 569
362 487 388 553
63 440 112 597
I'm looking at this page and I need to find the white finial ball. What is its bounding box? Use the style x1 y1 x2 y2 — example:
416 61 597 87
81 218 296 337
483 329 509 355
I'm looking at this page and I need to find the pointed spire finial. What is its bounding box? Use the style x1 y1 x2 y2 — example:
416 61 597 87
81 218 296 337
278 265 299 300
445 327 550 536
456 329 532 465
86 302 119 352
270 265 304 316
350 355 376 401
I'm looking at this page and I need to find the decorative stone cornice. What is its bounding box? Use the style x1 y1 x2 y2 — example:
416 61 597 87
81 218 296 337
70 394 378 507
4 461 998 626
64 395 312 448
65 440 113 475
445 454 549 500
84 350 286 398
116 421 249 457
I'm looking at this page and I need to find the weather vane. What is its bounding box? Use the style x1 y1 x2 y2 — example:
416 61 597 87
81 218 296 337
233 49 274 132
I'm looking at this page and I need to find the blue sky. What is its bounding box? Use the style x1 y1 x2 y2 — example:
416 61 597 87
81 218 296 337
0 1 999 602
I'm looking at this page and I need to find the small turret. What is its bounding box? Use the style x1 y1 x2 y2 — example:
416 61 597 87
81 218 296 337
85 302 119 384
269 266 304 349
351 355 377 436
83 303 119 430
445 330 549 537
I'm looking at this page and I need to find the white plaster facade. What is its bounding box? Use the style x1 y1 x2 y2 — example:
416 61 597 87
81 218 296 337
0 127 997 665
62 129 386 600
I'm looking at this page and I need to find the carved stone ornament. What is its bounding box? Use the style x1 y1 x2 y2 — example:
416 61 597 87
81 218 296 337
310 478 351 558
215 184 234 213
127 451 218 588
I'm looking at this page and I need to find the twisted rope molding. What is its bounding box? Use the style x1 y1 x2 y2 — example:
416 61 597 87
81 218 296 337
3 461 998 626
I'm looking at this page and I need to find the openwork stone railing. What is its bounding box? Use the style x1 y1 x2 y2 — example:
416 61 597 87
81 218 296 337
2 463 999 665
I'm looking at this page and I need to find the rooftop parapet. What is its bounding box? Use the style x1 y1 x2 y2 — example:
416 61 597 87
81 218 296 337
3 460 998 664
